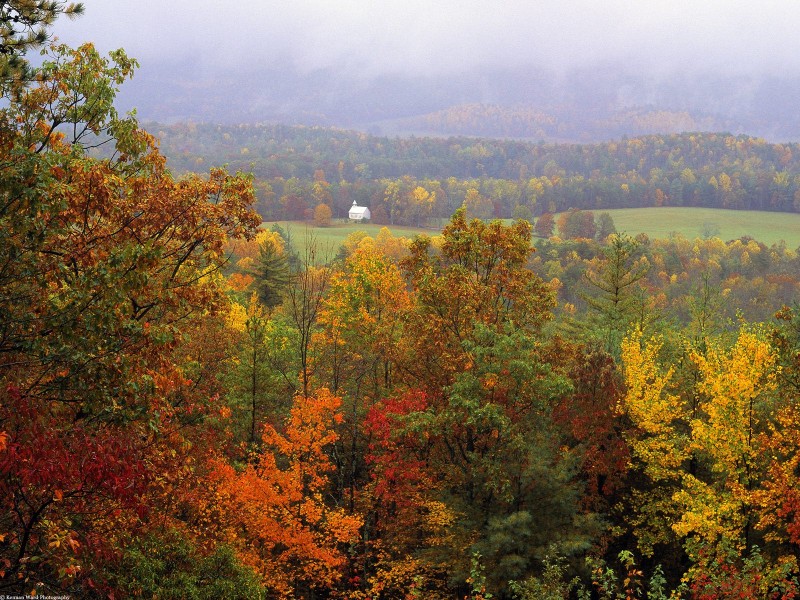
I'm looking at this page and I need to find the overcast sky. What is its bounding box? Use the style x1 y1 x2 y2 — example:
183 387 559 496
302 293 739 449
53 1 800 80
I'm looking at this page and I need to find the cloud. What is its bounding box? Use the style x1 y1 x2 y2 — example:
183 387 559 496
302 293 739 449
54 0 800 79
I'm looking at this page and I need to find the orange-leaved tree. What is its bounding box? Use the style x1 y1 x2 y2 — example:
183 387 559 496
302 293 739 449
203 388 362 598
0 42 260 594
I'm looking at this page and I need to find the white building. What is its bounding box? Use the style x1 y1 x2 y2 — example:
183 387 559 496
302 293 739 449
349 200 371 221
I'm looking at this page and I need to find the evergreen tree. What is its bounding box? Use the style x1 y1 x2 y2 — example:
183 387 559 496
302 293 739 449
579 233 651 356
252 238 292 310
0 1 84 88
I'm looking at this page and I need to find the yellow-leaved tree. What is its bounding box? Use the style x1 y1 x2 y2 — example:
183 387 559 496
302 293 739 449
620 326 796 592
619 329 689 555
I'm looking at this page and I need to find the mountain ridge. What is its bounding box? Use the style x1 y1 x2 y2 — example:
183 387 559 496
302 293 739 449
116 62 800 142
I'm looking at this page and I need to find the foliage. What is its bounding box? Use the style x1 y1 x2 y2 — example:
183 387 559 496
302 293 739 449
533 232 798 329
584 551 687 600
463 188 494 220
7 8 800 597
317 239 409 394
155 124 800 227
284 238 332 398
0 1 83 86
552 346 630 509
0 40 259 594
111 529 265 600
204 388 362 598
509 551 585 600
354 212 598 597
251 232 292 309
313 202 333 226
579 233 651 355
558 209 597 240
226 294 275 443
684 541 799 599
596 212 617 240
534 212 556 237
619 325 800 592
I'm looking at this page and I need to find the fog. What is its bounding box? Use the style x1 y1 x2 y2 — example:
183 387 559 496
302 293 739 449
50 1 800 139
55 1 800 78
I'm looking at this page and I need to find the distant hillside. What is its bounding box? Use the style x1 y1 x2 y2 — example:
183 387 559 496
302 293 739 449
381 103 558 140
375 103 728 142
119 63 800 142
146 124 800 223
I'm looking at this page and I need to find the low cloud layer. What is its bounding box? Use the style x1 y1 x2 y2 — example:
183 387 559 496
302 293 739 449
56 1 800 79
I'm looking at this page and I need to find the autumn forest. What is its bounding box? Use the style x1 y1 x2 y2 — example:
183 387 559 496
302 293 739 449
5 4 800 600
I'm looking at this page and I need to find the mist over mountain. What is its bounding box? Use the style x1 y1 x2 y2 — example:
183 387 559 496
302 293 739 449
55 1 800 143
112 61 800 143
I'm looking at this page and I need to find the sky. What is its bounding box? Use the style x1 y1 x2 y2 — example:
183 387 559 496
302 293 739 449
54 0 800 80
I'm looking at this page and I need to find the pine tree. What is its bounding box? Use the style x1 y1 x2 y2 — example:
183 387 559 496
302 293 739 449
581 233 651 355
0 1 84 92
252 237 292 310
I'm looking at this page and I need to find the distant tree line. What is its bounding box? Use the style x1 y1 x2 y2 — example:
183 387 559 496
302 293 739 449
150 124 800 223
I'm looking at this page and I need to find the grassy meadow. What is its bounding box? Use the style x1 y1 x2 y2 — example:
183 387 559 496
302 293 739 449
598 207 800 247
263 221 434 252
265 207 800 252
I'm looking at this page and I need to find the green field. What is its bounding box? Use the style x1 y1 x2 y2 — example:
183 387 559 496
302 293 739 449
266 208 800 251
264 220 435 254
597 207 800 247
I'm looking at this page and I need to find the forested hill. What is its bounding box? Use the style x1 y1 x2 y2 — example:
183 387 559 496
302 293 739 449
150 123 800 221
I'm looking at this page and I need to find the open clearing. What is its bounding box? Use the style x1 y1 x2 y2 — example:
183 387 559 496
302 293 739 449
265 207 800 250
263 221 433 249
597 207 800 247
